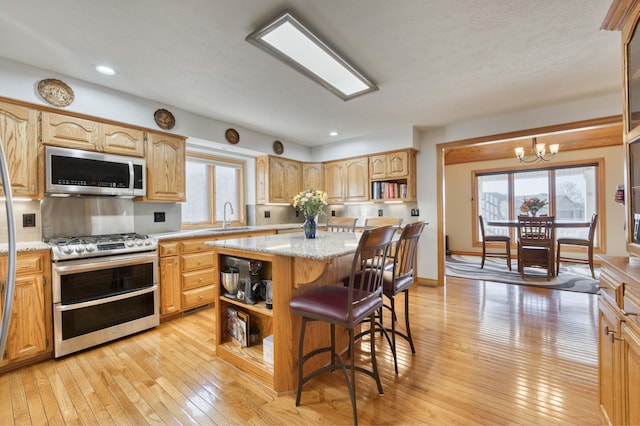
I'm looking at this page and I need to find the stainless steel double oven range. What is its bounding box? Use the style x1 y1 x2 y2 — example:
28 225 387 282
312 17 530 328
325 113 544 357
48 232 159 358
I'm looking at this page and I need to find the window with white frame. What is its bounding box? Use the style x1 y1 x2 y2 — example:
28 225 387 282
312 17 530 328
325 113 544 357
182 154 245 227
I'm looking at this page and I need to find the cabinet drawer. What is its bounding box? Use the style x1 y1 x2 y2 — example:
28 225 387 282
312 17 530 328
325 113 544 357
182 268 215 290
159 242 179 257
0 253 45 276
181 239 213 253
182 252 214 271
182 284 215 309
623 285 640 328
600 268 625 309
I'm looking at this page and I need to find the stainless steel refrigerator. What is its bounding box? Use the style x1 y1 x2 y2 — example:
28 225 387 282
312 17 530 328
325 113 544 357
0 141 17 359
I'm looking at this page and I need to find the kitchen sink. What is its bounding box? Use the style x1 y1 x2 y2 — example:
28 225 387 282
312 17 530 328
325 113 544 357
212 226 251 232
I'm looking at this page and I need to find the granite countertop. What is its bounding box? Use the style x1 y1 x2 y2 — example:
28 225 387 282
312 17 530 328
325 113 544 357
205 231 363 260
0 241 51 254
151 223 303 240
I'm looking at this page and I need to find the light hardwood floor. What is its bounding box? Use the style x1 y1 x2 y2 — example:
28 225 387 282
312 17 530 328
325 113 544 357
0 277 601 425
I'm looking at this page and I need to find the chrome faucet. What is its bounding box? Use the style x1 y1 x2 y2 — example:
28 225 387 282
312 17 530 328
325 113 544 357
223 202 234 229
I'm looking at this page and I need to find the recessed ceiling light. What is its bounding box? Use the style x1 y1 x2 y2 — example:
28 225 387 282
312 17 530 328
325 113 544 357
246 11 378 101
95 65 117 75
329 131 339 137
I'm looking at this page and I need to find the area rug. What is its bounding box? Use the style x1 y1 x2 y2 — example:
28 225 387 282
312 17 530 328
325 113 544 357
445 254 599 294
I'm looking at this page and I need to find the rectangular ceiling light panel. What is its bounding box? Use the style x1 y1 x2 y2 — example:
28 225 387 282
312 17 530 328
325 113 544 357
246 12 378 101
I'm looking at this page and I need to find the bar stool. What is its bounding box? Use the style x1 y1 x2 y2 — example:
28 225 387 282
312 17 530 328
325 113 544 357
289 225 397 425
325 217 358 232
378 221 426 374
364 217 403 229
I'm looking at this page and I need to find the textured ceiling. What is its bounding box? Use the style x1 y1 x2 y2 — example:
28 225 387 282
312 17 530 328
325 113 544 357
0 0 622 146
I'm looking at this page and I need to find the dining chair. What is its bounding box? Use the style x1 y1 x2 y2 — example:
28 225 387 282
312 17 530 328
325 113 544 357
289 225 397 425
517 215 555 280
325 216 358 232
556 213 598 279
478 215 511 271
364 217 403 229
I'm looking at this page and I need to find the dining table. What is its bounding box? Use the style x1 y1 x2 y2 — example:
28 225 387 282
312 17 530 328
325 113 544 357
485 219 592 277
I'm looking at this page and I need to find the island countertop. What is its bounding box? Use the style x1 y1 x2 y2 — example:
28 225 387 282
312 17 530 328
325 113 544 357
205 231 362 260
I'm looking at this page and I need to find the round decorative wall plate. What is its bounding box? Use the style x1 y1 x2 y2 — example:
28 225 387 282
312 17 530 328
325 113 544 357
273 140 284 155
37 78 74 107
225 128 240 144
154 108 176 130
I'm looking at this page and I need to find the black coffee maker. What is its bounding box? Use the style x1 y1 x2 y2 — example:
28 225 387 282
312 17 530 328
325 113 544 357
245 260 265 304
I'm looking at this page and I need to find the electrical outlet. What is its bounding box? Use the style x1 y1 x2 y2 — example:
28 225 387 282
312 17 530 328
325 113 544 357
411 208 420 217
265 210 271 218
154 212 166 222
378 209 383 217
331 210 336 216
22 213 36 227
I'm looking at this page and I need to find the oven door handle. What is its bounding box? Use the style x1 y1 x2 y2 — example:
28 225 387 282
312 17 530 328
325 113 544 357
56 285 158 311
52 252 158 275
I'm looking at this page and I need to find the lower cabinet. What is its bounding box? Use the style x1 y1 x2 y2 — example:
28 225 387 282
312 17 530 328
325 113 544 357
622 323 640 425
158 230 276 320
598 255 640 426
158 238 214 319
0 250 52 371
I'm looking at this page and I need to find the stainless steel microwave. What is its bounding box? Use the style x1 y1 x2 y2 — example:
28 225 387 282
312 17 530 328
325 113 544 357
45 146 146 197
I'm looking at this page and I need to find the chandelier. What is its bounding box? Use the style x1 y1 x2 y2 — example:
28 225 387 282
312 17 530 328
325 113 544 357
514 137 559 164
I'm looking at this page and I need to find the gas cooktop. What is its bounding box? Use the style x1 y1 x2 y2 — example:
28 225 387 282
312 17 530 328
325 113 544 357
47 233 157 261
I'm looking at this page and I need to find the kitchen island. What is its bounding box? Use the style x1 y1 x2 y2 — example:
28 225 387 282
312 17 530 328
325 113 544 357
206 231 363 394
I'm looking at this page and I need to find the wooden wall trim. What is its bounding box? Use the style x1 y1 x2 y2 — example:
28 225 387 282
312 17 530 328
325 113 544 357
0 95 185 138
601 0 640 31
443 119 622 165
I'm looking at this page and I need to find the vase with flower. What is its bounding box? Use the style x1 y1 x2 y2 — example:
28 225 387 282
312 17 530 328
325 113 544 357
292 189 328 239
520 197 548 216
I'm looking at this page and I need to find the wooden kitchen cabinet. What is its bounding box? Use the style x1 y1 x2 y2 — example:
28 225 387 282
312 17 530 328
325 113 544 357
41 112 145 156
302 162 323 190
256 155 302 204
159 242 181 318
324 156 369 203
0 100 40 198
142 132 186 202
101 123 145 157
180 239 216 310
158 229 276 320
0 250 52 372
622 322 640 425
41 112 100 151
599 295 623 425
369 148 417 201
598 256 640 426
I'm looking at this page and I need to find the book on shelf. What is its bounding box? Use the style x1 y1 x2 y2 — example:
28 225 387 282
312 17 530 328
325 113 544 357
225 306 250 347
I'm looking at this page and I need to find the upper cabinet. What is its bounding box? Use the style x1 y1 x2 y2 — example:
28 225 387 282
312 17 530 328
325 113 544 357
41 112 99 150
623 3 640 255
0 101 40 198
256 155 301 204
101 124 145 157
302 162 323 191
142 132 186 202
369 149 417 202
324 157 369 203
41 112 145 156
